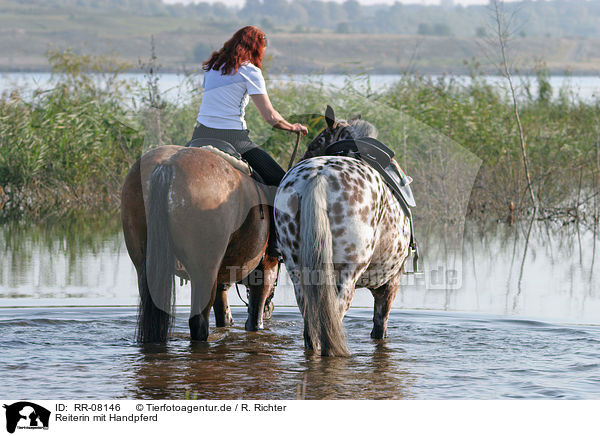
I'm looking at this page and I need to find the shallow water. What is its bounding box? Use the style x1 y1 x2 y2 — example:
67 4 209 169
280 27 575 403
1 218 599 399
2 219 599 323
1 306 599 400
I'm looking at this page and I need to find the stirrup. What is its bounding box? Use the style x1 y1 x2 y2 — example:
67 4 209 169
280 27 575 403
403 208 422 275
404 241 423 275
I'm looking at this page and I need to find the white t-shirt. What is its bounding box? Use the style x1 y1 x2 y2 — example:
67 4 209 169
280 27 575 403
196 62 267 130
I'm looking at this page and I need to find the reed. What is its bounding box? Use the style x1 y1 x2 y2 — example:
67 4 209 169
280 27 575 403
1 50 598 223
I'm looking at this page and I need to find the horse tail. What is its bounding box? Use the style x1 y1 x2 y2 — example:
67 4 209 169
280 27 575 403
137 164 176 343
299 174 349 357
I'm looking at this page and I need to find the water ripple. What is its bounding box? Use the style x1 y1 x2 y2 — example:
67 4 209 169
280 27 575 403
1 307 599 399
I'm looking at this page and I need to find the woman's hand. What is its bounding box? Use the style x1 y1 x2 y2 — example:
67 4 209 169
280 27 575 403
290 123 309 136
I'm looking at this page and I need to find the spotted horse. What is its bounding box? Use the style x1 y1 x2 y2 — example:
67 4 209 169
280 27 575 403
274 106 412 356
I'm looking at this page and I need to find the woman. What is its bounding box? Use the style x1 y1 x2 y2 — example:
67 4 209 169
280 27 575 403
191 26 307 255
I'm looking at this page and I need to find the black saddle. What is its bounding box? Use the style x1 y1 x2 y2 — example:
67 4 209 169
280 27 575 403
324 137 416 215
186 137 264 184
324 136 421 274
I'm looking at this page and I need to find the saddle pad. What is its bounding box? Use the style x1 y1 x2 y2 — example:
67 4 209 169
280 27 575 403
200 145 252 176
186 137 252 176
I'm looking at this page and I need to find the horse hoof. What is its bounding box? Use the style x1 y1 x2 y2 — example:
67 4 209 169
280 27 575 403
190 331 209 341
189 315 209 341
215 317 234 328
263 301 275 320
370 327 387 339
244 319 263 331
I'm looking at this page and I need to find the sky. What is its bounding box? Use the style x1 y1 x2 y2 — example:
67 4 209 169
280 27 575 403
162 0 494 5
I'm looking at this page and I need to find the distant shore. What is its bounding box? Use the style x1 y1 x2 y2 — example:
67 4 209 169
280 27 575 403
2 34 600 76
2 72 599 103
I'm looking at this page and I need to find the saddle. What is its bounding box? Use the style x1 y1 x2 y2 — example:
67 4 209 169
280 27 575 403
186 137 266 217
324 137 421 274
324 137 415 214
185 137 265 185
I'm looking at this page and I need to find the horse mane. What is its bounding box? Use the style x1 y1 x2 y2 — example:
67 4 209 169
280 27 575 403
346 118 378 139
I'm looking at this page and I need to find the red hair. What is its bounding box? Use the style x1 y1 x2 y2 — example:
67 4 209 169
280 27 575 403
203 26 266 75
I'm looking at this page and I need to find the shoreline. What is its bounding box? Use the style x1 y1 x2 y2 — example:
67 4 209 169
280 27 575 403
2 66 600 76
1 61 599 222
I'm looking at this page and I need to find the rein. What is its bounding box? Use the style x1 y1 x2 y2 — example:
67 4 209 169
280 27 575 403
287 131 302 170
235 282 249 307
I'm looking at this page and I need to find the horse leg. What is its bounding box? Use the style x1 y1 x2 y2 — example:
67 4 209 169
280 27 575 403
303 324 314 350
189 280 218 341
286 272 313 349
213 284 234 327
245 254 279 331
263 288 275 320
369 273 401 339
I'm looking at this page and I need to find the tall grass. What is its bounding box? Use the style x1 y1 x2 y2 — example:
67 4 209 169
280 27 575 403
1 50 598 222
0 51 144 218
378 73 600 219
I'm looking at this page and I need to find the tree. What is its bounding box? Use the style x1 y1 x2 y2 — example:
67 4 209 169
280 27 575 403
343 0 361 19
336 22 351 34
417 23 432 35
261 17 275 32
240 0 261 21
433 23 452 36
193 42 213 63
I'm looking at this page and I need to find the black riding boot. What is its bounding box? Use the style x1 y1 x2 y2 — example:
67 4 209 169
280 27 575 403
265 190 282 260
241 148 285 260
266 218 281 259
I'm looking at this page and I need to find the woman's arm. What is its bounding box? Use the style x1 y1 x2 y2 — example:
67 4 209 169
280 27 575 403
251 94 308 135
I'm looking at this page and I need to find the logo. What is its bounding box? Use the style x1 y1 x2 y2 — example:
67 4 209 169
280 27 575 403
3 402 50 434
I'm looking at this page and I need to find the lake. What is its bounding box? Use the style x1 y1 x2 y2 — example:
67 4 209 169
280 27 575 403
1 218 599 399
1 69 599 400
1 72 599 102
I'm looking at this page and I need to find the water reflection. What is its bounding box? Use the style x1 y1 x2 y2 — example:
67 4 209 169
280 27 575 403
2 306 598 399
0 217 137 301
1 216 599 324
127 312 415 400
385 217 600 323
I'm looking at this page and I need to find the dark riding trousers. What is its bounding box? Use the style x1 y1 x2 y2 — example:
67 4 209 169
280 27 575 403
190 123 285 187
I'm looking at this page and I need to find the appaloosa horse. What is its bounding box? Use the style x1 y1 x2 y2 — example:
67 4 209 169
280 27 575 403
121 145 278 343
274 106 412 356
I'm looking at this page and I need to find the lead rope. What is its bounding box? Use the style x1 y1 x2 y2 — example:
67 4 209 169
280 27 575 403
288 131 302 170
235 282 249 307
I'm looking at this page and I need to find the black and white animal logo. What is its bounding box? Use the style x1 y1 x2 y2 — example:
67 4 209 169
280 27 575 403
3 402 50 434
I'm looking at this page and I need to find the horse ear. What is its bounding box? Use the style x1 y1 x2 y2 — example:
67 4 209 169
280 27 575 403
325 105 335 130
356 114 362 120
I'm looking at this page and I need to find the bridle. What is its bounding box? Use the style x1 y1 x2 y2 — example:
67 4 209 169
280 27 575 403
331 122 352 142
293 122 354 164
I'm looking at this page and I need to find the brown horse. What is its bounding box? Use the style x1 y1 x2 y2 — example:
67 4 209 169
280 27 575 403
121 145 279 343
